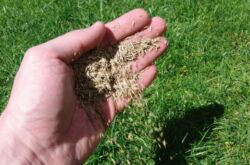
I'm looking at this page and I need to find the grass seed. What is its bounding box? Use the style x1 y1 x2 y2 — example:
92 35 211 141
72 37 161 107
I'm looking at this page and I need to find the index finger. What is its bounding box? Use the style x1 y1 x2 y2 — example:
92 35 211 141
103 8 150 45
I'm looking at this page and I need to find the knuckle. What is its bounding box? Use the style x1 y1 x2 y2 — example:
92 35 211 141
24 47 39 61
24 45 53 61
25 47 37 56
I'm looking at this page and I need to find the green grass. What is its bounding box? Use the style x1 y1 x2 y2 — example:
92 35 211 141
1 0 250 164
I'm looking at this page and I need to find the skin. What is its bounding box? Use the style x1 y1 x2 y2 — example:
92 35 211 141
0 9 168 165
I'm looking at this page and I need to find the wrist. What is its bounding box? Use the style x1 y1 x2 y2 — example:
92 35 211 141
0 112 45 165
0 109 79 165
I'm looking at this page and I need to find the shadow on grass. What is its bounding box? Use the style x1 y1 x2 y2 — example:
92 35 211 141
154 103 224 165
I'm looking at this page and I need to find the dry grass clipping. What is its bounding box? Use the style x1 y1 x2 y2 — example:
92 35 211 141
72 37 160 107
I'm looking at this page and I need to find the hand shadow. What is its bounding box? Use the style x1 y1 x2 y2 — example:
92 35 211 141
154 103 224 165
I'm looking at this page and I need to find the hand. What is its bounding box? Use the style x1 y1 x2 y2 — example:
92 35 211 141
0 9 168 164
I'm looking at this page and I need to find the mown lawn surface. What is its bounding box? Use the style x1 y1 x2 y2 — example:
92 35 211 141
0 0 250 164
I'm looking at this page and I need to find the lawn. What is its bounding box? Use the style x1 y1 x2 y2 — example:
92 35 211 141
0 0 250 164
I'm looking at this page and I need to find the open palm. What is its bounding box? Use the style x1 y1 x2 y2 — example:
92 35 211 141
0 9 167 164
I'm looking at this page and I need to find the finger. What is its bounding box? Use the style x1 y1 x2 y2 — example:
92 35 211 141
42 22 106 63
125 16 167 42
102 65 157 122
131 37 168 72
103 8 150 46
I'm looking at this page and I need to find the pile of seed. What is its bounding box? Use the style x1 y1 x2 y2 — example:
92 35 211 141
72 37 160 107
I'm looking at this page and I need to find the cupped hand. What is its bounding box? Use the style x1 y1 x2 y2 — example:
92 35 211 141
0 9 168 164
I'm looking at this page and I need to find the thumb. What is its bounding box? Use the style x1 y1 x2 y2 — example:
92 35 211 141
43 21 106 63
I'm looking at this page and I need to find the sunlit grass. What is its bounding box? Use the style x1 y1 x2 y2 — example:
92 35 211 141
0 0 249 164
